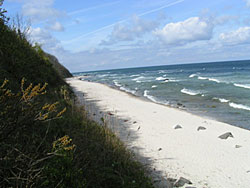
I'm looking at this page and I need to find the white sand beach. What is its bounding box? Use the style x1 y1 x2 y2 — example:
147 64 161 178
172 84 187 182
67 77 250 188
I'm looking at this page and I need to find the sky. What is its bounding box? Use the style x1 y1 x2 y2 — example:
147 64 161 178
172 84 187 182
2 0 250 72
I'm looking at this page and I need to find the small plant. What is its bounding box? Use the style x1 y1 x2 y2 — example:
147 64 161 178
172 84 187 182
0 78 71 187
52 135 76 153
0 78 66 140
42 136 85 188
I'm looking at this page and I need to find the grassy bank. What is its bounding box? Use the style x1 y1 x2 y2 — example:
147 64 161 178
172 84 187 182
0 4 153 188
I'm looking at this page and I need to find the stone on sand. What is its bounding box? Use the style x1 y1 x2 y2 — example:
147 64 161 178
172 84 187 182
174 125 182 129
197 126 206 131
174 177 192 187
218 132 234 139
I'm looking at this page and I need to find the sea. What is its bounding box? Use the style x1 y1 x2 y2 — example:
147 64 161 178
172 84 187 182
74 60 250 130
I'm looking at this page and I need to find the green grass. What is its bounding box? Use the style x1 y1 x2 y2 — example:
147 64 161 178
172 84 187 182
0 4 153 187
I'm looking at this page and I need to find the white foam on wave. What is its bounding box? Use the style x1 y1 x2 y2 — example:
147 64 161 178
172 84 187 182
98 74 109 78
132 76 145 81
158 70 165 74
197 76 221 83
143 90 169 105
234 83 250 89
181 88 200 96
208 78 221 83
229 103 250 111
198 76 207 80
156 76 166 81
164 79 179 83
130 74 140 77
144 90 157 102
189 74 197 78
152 85 157 88
213 97 230 103
113 80 121 87
120 87 136 95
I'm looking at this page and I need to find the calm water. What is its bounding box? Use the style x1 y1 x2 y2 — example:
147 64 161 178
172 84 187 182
74 60 250 130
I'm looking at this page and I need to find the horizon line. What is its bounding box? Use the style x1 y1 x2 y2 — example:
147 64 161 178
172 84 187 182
71 58 250 74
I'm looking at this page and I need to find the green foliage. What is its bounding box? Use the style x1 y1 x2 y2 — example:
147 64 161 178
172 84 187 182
33 43 50 62
42 136 84 188
0 17 63 92
0 4 153 188
0 78 153 187
0 78 83 187
0 0 8 24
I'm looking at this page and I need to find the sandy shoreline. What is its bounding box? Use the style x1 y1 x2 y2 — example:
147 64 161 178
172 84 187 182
67 77 250 188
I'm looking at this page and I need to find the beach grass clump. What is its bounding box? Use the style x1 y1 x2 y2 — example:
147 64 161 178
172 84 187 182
0 2 153 187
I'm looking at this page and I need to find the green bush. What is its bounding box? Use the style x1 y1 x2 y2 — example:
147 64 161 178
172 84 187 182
0 78 84 187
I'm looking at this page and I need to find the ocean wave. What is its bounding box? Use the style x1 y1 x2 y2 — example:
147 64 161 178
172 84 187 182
113 80 121 87
155 76 167 81
158 70 165 74
197 76 221 83
163 79 179 83
143 90 169 105
181 88 201 96
120 87 136 95
132 76 145 81
130 74 140 77
229 103 250 111
234 83 250 89
151 85 157 88
208 78 220 83
213 97 230 103
98 74 109 78
144 90 156 102
189 74 197 78
198 76 207 80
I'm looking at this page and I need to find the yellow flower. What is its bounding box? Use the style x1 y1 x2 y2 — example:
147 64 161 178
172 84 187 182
0 79 8 89
56 107 66 117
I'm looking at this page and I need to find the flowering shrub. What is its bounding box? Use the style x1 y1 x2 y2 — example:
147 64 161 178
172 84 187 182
0 78 78 187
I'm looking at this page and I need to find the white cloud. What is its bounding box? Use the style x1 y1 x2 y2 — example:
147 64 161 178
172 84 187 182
219 27 250 45
56 39 250 72
214 15 238 25
27 27 62 50
63 0 183 46
22 0 63 22
244 0 250 8
47 21 64 32
154 17 213 45
101 15 159 45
